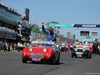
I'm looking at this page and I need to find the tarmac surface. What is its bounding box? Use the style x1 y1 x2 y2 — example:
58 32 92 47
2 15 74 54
0 52 100 75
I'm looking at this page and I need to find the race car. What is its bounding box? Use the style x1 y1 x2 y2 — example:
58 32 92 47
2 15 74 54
22 41 60 64
71 45 91 58
98 47 100 55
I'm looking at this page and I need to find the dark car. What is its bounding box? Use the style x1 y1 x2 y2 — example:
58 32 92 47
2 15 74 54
98 46 100 55
71 45 91 58
61 47 67 52
99 49 100 55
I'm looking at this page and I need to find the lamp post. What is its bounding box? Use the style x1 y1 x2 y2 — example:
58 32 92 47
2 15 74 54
18 24 22 37
17 24 22 41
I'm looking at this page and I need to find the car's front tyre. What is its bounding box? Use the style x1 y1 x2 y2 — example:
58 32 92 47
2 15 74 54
88 53 91 59
86 52 91 59
75 55 77 58
50 55 56 64
71 53 74 58
55 53 60 64
88 55 91 58
22 55 27 63
99 52 100 55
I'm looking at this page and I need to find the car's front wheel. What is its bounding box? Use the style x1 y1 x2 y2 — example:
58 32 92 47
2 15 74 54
22 55 27 63
88 53 91 59
88 54 91 58
86 52 91 59
75 55 77 58
55 53 60 64
71 53 74 58
50 55 56 64
99 52 100 55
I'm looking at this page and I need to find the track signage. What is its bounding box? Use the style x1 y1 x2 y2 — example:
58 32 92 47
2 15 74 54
50 24 100 28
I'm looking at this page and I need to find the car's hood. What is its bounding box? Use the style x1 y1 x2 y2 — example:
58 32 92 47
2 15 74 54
32 46 53 49
74 48 83 49
28 46 53 53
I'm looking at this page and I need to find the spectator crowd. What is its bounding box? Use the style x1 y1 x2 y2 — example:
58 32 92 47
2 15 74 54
0 41 29 52
0 40 100 54
58 40 100 54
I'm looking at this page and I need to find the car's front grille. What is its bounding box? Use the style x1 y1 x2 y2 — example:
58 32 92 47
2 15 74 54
77 49 83 52
29 53 44 58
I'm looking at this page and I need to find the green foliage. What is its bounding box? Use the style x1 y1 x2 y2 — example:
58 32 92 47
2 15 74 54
32 29 47 35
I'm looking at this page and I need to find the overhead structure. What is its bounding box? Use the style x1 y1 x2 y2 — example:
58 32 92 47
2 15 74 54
50 24 100 28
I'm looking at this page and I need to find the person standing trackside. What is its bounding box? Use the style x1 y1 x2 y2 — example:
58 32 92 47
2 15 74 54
74 40 79 45
61 42 66 52
0 41 1 51
70 44 74 51
4 42 7 52
12 43 14 51
17 42 23 52
42 22 56 42
93 43 95 54
67 42 70 53
23 42 26 48
8 43 10 52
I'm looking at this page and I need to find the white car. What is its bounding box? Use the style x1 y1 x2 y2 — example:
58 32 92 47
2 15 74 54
71 45 91 58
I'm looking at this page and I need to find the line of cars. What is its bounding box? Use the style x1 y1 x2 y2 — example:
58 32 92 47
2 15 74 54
22 40 99 64
71 44 100 58
99 46 100 55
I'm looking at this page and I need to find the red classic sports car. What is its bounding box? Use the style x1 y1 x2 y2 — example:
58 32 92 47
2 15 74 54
22 41 60 64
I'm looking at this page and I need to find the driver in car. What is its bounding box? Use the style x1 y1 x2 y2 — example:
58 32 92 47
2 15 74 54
42 22 56 43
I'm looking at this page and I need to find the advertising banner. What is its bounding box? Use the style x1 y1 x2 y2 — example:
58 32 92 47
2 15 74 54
50 23 73 27
73 24 100 28
82 38 94 42
50 23 100 28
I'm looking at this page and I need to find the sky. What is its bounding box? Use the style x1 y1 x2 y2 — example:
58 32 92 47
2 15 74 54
1 0 100 41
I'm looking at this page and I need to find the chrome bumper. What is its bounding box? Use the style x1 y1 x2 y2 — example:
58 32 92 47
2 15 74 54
76 52 83 55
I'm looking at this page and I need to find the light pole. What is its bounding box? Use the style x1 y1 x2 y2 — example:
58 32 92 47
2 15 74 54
18 24 22 37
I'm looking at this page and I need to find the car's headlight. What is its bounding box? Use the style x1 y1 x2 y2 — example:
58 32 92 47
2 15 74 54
43 48 47 53
83 50 85 52
29 48 33 52
75 49 77 52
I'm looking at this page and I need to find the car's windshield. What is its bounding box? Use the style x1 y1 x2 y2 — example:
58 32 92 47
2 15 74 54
31 43 45 47
44 43 57 49
30 43 57 49
31 40 55 46
75 45 89 48
31 41 57 48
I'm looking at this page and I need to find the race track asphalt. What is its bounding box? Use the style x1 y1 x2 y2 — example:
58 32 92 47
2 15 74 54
0 52 100 75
